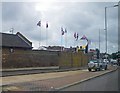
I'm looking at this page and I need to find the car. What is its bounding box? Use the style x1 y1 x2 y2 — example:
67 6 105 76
88 59 107 71
118 58 120 66
110 59 118 65
103 59 109 64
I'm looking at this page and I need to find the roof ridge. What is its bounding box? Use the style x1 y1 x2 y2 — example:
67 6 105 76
16 32 32 47
1 32 32 49
0 32 16 36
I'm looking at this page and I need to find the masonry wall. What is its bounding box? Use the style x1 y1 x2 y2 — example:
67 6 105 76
59 51 88 68
2 47 32 54
2 49 59 68
2 49 88 69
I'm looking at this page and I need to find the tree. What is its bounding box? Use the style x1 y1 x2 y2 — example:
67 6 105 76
111 53 117 59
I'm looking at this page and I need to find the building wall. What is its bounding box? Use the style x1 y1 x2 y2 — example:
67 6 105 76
59 51 88 68
2 49 59 68
2 47 31 54
0 47 2 70
2 49 88 69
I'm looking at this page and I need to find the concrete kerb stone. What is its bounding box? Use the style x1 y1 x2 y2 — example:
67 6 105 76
2 69 81 77
2 66 88 72
2 66 60 72
55 67 118 91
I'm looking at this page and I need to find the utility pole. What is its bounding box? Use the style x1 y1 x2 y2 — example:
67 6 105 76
99 29 101 53
118 2 120 52
105 7 107 54
104 4 119 54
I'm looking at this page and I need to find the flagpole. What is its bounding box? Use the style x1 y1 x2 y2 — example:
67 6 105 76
37 21 41 49
65 32 66 48
38 27 41 49
61 33 62 51
65 29 67 48
61 27 64 51
46 22 48 47
99 29 100 53
77 39 78 47
73 32 75 47
74 39 76 47
77 33 79 47
46 27 48 47
66 31 67 48
39 26 41 48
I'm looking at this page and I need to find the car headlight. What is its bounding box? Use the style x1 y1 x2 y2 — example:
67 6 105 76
95 63 98 67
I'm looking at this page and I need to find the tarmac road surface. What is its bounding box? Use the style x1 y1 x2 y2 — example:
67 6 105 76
1 66 118 91
60 66 119 91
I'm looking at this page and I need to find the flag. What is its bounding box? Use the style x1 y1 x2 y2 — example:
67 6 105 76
76 33 79 40
85 44 88 53
61 27 64 35
81 35 88 41
37 21 41 27
65 28 67 33
74 32 76 38
46 22 48 28
74 32 79 40
82 45 86 49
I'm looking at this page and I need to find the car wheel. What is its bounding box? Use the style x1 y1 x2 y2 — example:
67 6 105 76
95 69 97 71
88 68 91 71
105 66 107 70
98 68 100 71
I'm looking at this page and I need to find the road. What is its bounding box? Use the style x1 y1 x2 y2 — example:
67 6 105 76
1 66 118 91
60 66 120 91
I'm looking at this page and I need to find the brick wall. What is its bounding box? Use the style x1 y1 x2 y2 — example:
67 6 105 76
2 49 88 69
59 51 88 68
2 50 59 68
2 47 31 54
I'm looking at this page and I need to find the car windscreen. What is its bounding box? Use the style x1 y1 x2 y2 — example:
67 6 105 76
90 60 98 63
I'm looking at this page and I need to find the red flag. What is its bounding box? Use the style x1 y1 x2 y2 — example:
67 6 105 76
81 35 88 41
37 21 41 27
46 22 48 28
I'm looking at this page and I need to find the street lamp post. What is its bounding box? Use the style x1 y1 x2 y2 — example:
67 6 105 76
119 1 120 52
104 4 118 54
99 29 101 54
105 7 107 54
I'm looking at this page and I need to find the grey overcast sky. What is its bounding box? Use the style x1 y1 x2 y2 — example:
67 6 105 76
1 0 119 53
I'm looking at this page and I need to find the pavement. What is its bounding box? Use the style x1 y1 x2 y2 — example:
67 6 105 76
1 65 118 91
1 66 87 77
